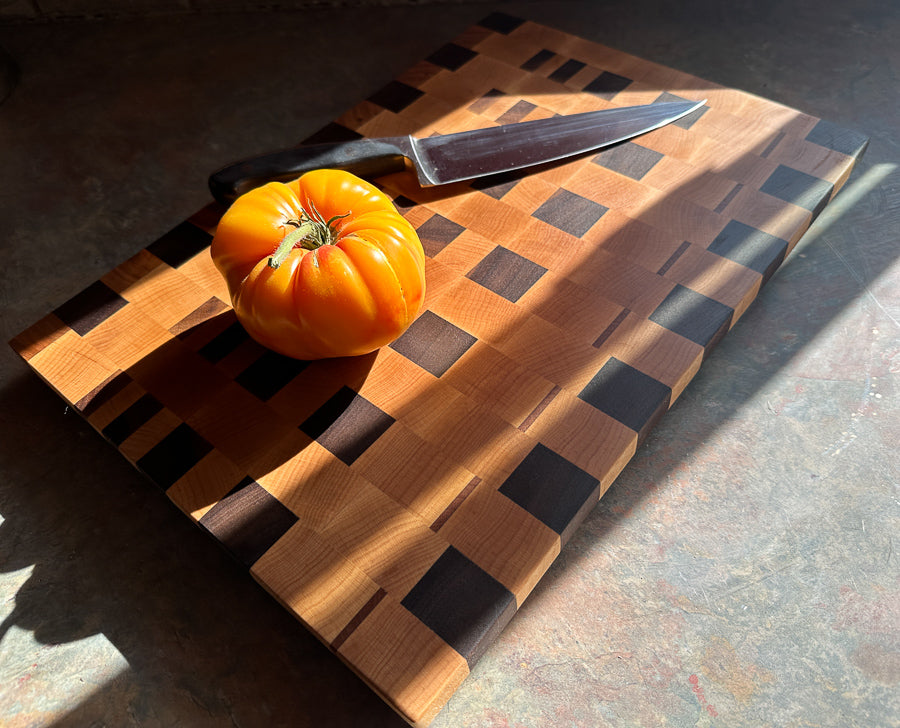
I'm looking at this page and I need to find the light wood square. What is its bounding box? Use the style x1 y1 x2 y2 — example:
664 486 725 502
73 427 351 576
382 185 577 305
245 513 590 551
28 330 119 405
252 522 382 644
338 596 469 727
352 422 476 525
318 480 448 598
441 481 560 605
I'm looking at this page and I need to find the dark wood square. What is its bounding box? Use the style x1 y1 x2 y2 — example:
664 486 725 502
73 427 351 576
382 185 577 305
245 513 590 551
102 393 164 446
391 195 417 213
578 357 671 441
806 119 869 157
53 280 128 336
367 80 424 113
199 478 299 567
549 59 586 83
416 213 466 258
498 443 599 537
197 320 251 363
467 88 504 115
649 284 734 352
497 99 537 124
401 546 516 667
146 222 212 268
533 188 608 238
135 422 213 488
389 310 477 377
466 245 547 302
707 220 789 283
235 350 311 401
300 386 394 465
760 164 835 219
427 42 477 71
583 71 632 100
299 386 395 466
594 142 664 180
521 49 555 71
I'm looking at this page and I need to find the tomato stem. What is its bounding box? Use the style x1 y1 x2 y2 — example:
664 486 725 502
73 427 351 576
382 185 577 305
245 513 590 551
267 207 349 269
268 222 315 268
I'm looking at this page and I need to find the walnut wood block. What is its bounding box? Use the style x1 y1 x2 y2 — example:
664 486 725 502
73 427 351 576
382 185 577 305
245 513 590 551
9 12 867 727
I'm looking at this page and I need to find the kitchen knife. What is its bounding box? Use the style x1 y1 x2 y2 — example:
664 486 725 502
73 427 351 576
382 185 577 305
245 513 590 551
209 99 705 204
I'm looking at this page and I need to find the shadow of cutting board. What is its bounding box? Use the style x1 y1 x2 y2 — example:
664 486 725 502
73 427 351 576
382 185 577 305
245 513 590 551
10 13 868 727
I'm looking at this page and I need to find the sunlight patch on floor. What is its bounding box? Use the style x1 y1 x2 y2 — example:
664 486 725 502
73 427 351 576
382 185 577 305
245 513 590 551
0 563 128 725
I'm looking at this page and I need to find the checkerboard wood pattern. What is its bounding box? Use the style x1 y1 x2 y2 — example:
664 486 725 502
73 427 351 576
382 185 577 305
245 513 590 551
10 13 867 726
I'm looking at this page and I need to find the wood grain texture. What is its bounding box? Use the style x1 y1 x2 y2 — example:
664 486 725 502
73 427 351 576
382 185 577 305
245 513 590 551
8 12 867 726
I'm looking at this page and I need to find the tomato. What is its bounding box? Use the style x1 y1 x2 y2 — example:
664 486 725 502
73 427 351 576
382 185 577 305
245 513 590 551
210 169 426 360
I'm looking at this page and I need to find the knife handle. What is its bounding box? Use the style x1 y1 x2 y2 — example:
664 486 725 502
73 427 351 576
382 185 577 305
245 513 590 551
208 138 410 205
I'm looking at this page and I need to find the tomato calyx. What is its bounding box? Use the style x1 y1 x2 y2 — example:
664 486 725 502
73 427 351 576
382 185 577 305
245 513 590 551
267 204 349 269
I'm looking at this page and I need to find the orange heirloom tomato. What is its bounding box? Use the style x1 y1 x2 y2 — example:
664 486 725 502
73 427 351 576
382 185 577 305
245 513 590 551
210 169 426 360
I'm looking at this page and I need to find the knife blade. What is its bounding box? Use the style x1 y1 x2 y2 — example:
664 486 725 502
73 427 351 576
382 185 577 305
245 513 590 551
208 99 705 204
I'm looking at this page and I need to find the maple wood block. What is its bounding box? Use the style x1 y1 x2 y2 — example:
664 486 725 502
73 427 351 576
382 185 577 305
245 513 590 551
252 522 383 643
338 596 470 727
27 330 119 404
167 448 251 519
352 422 478 524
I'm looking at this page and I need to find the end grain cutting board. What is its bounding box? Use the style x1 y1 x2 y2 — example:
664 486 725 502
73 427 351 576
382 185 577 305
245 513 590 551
10 13 868 726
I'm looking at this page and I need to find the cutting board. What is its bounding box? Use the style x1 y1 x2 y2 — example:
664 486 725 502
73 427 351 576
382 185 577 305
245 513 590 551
10 13 867 726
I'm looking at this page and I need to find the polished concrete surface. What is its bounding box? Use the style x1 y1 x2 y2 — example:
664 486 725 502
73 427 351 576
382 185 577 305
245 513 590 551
1 2 898 726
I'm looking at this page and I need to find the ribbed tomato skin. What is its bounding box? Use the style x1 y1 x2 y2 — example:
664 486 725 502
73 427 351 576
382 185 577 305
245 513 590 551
210 169 426 360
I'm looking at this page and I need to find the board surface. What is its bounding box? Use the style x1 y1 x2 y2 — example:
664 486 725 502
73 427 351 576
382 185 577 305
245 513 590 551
9 13 868 726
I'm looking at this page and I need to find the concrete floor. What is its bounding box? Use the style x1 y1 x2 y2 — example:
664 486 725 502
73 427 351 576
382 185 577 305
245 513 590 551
1 1 898 726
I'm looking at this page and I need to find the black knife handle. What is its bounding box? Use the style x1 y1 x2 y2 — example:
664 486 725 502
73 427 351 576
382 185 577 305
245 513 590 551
208 138 410 205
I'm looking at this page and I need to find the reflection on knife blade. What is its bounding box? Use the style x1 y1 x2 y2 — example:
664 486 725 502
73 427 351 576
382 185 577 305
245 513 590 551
209 99 706 204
